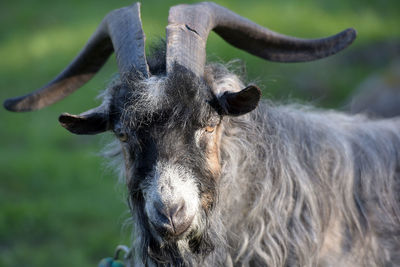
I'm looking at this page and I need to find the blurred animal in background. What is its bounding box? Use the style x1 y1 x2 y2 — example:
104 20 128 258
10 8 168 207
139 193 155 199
349 59 400 117
4 2 400 266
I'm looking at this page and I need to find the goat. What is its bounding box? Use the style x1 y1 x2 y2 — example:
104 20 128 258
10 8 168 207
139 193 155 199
4 2 400 266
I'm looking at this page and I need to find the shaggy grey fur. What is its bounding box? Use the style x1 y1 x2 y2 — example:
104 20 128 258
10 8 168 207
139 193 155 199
216 102 400 266
104 62 400 266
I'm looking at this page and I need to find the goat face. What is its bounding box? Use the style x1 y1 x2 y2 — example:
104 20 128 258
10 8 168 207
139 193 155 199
103 66 261 254
118 69 220 244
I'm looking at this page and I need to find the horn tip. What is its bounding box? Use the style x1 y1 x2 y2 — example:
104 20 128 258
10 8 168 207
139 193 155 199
3 97 30 112
3 98 15 111
347 27 357 37
343 28 357 44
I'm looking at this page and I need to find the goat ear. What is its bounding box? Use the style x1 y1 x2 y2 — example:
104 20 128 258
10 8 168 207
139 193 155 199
58 107 110 135
218 85 261 116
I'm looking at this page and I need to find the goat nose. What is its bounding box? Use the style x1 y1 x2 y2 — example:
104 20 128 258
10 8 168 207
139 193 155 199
153 200 193 237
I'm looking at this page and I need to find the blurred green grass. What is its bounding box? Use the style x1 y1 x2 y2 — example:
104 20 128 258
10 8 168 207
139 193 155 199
0 0 399 266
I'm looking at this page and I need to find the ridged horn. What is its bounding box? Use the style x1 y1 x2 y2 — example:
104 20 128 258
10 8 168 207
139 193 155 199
4 2 149 112
166 2 356 77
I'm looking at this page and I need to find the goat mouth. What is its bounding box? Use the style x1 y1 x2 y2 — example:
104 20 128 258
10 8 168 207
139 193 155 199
149 220 193 241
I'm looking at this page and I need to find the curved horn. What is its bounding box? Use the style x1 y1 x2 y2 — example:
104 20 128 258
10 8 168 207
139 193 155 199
166 2 357 77
4 2 149 112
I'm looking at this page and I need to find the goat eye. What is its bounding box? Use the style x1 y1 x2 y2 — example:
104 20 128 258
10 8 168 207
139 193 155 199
205 126 215 133
117 132 128 142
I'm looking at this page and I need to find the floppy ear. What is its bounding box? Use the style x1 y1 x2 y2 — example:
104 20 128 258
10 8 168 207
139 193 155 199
218 85 261 116
58 106 110 135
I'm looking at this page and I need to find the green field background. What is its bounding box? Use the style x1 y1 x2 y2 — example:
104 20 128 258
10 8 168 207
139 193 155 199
1 0 399 266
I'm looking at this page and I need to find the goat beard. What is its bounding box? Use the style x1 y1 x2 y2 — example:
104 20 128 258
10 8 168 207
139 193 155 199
147 229 215 266
131 201 216 266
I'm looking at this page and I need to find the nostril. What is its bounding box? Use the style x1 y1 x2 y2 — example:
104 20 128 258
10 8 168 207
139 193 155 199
153 201 169 222
170 200 186 220
151 199 193 236
154 199 185 220
170 200 193 236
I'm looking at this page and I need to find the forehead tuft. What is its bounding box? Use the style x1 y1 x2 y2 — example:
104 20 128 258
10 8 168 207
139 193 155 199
112 65 216 129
